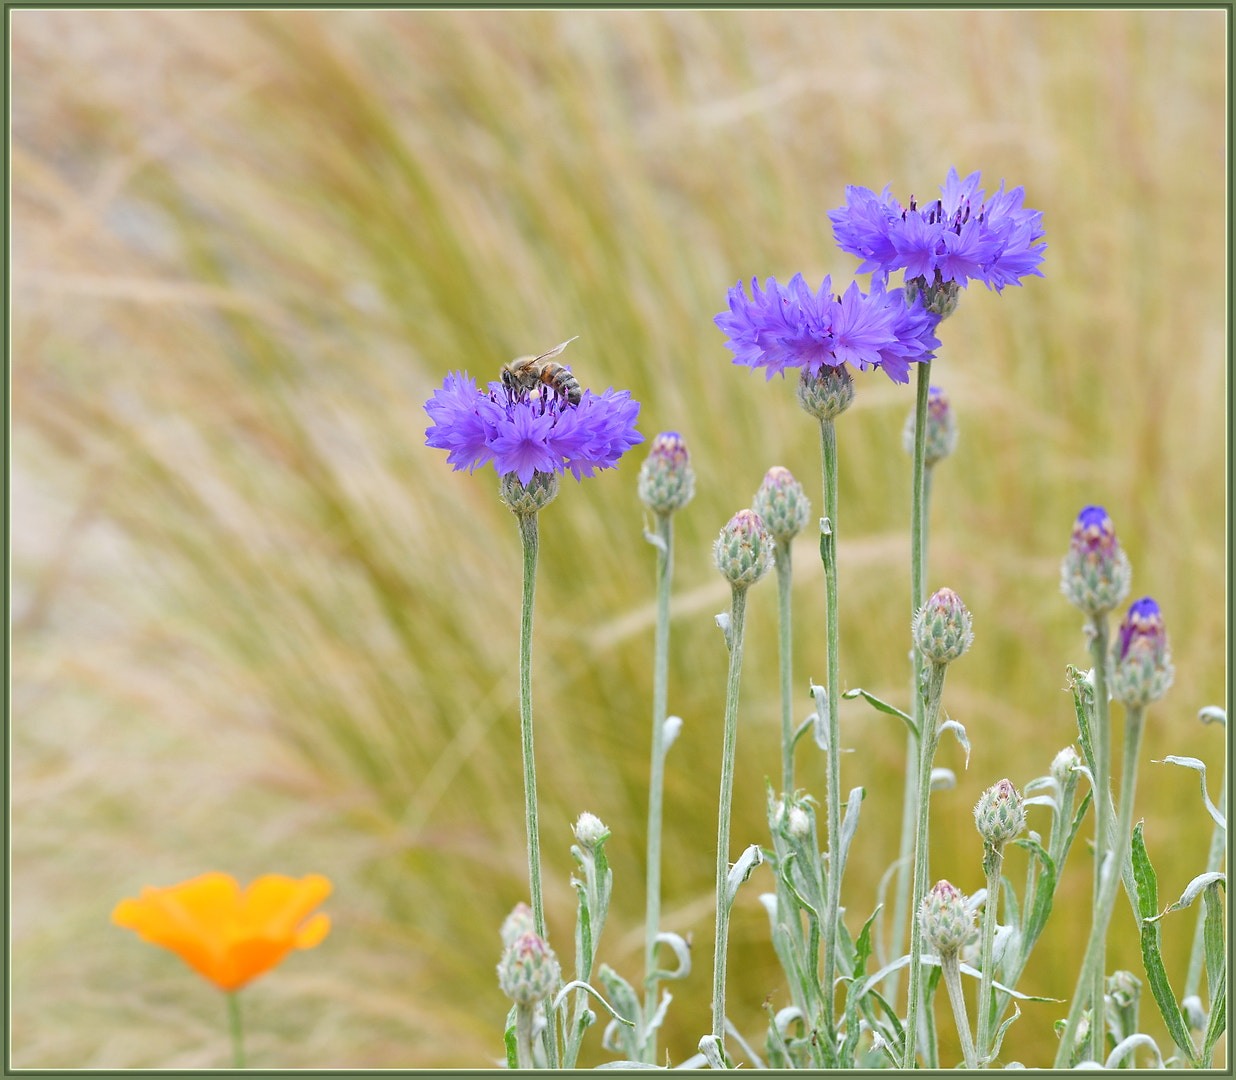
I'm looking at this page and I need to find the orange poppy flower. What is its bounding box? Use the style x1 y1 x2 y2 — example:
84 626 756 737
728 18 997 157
112 872 332 992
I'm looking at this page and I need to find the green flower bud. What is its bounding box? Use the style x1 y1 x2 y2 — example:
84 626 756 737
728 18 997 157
1050 746 1081 793
572 811 609 851
638 431 695 516
902 385 958 466
752 466 812 543
499 470 561 514
499 902 535 948
905 276 961 320
497 931 561 1006
913 586 974 665
796 364 855 421
1060 506 1132 617
974 778 1026 847
713 509 775 590
919 879 975 957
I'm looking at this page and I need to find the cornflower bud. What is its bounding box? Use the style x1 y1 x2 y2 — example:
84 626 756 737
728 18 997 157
572 811 609 851
1109 597 1174 707
1060 505 1132 617
500 902 536 948
752 466 812 543
713 509 775 590
497 930 561 1006
1050 746 1081 793
786 804 812 843
913 587 974 665
902 385 958 466
905 276 962 320
638 431 695 516
1107 969 1140 1010
499 470 561 515
974 779 1026 847
796 364 855 421
919 880 975 957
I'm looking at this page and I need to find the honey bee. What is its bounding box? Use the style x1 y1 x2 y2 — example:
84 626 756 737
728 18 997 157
500 336 582 406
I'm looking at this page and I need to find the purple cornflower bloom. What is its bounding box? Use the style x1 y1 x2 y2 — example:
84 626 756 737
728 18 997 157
425 371 643 485
828 167 1045 291
714 273 940 384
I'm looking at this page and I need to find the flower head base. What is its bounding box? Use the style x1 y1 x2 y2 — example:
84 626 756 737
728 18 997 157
111 872 331 992
1109 597 1174 707
752 466 812 543
974 778 1026 847
1060 506 1132 617
424 365 643 486
913 587 974 665
919 880 976 958
497 930 561 1006
500 902 536 948
796 364 856 421
828 167 1046 293
500 470 561 515
638 431 696 516
903 385 958 466
713 509 775 590
572 811 610 852
905 277 962 320
715 273 940 385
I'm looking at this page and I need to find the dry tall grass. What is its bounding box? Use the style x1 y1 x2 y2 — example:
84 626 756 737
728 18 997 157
12 8 1226 1069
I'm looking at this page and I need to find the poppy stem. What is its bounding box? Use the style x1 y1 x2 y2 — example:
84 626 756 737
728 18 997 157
226 991 246 1069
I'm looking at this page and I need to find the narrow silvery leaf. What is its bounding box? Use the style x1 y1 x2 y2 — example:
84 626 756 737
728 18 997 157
986 1002 1021 1066
662 715 683 752
1202 977 1226 1064
1197 705 1226 726
1104 1033 1163 1069
929 767 955 791
1146 871 1227 921
725 844 763 906
697 1034 729 1070
642 528 668 554
551 979 635 1025
773 1005 805 1037
757 892 777 922
1154 755 1226 829
1023 774 1055 795
939 718 970 767
648 931 691 981
1022 794 1056 810
645 988 673 1035
842 686 918 739
1202 882 1224 1010
833 785 864 892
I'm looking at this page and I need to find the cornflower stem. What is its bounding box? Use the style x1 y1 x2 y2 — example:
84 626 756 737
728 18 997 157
1053 703 1147 1068
642 511 674 1062
976 841 1005 1064
901 662 948 1069
516 510 559 1069
775 537 795 794
939 952 979 1070
818 415 842 1019
226 991 246 1069
712 585 749 1045
1085 616 1113 1062
890 364 934 1005
513 1003 536 1070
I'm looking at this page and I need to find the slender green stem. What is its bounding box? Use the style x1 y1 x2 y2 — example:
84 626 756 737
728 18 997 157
226 990 245 1070
712 585 749 1045
1086 617 1113 1062
818 417 843 1024
775 538 795 795
976 843 1005 1063
514 1003 536 1070
1184 763 1227 1002
890 364 933 1007
516 510 558 1069
642 511 674 1063
902 662 947 1069
1053 704 1147 1068
940 953 979 1069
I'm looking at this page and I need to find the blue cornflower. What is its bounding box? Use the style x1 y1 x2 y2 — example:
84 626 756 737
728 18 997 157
714 272 940 384
828 167 1045 291
424 370 643 485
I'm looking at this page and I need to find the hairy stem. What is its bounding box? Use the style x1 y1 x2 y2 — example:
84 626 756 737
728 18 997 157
941 953 979 1070
819 416 842 1023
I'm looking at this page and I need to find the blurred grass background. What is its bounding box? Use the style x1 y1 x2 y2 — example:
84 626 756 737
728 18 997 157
11 8 1227 1069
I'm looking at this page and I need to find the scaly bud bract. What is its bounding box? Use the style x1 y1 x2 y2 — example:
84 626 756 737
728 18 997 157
713 509 775 590
638 431 696 516
902 385 958 466
1109 597 1174 707
796 364 855 421
500 470 561 515
974 778 1026 846
913 586 974 665
919 879 976 958
572 811 609 851
1060 505 1132 616
499 902 536 948
752 466 812 543
497 930 561 1006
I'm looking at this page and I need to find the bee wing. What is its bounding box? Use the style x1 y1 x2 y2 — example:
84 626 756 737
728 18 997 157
532 335 579 364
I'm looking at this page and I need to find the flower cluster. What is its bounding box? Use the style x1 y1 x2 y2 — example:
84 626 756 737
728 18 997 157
425 371 643 485
828 167 1046 292
714 273 940 384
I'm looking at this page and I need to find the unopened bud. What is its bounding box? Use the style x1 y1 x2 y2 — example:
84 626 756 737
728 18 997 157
752 466 812 543
638 432 696 516
786 805 812 842
499 902 536 948
497 931 561 1006
1107 969 1140 1009
974 779 1025 847
919 880 975 957
913 587 974 665
796 364 855 421
1050 746 1081 793
1060 506 1132 616
1109 597 1174 707
499 471 561 515
572 811 609 851
905 276 961 320
713 509 775 590
902 385 958 466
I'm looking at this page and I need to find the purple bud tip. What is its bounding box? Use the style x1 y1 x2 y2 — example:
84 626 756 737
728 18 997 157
1118 596 1165 660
